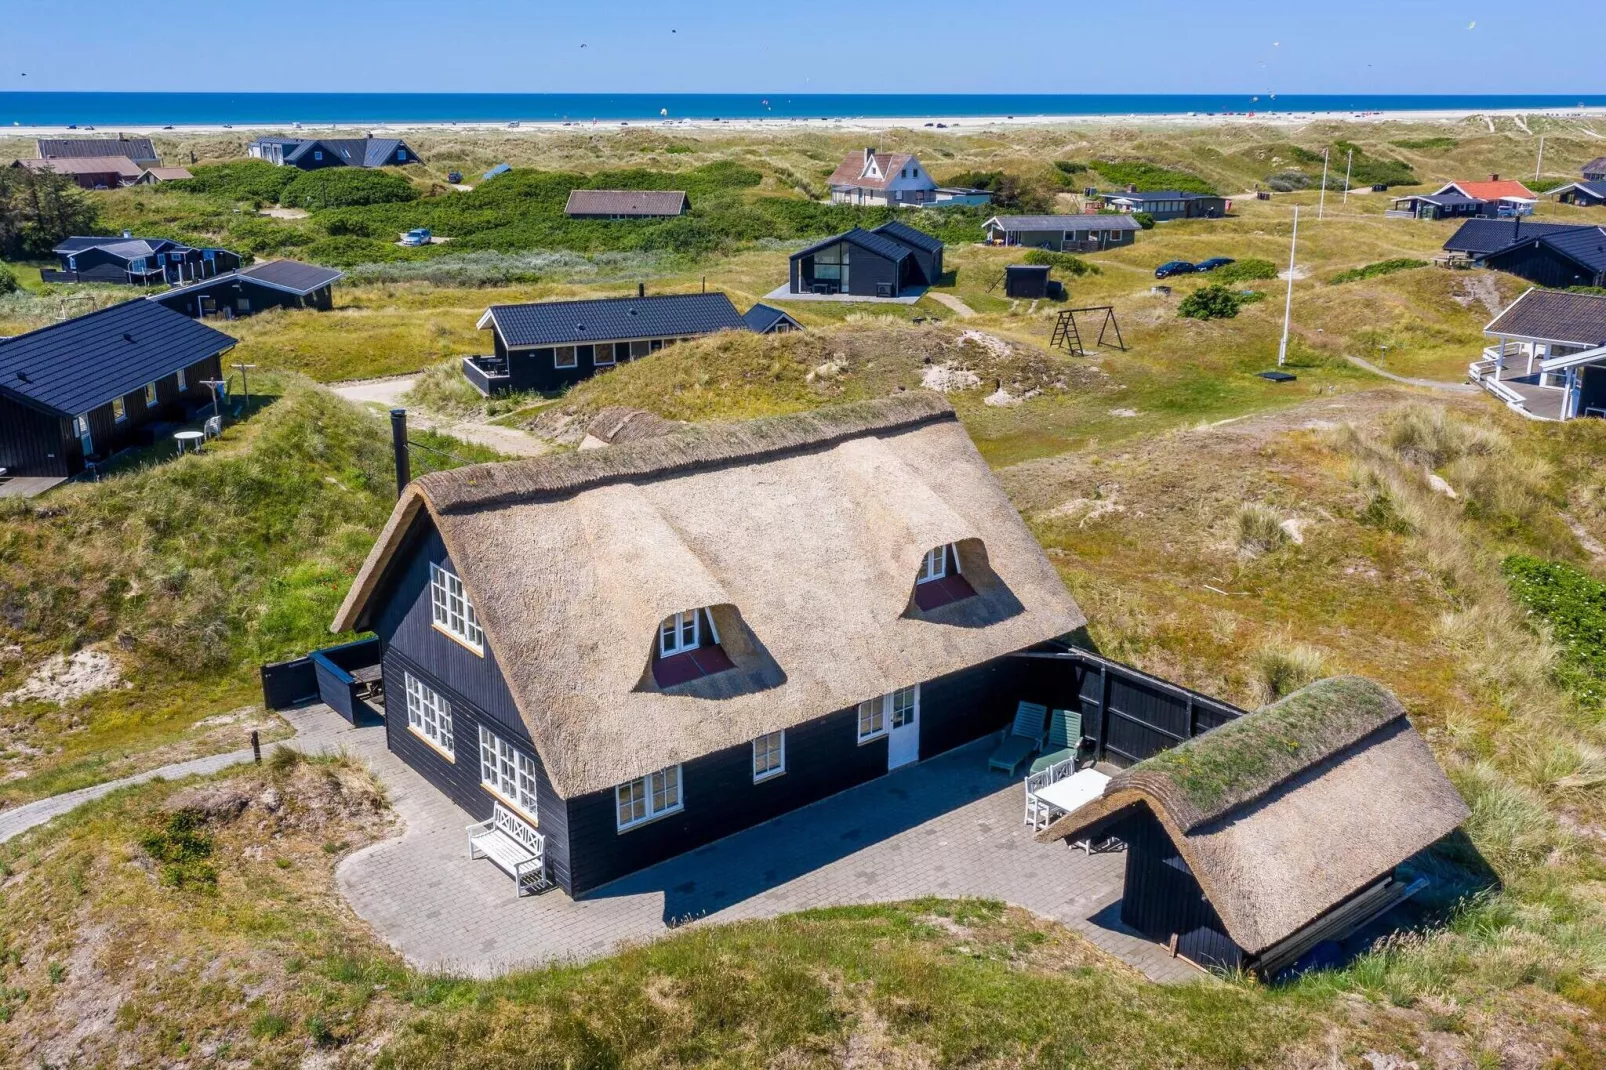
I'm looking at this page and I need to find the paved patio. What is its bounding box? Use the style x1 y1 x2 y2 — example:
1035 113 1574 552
761 283 928 305
276 705 1200 984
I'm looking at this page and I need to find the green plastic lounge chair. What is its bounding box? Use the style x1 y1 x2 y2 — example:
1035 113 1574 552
988 701 1049 775
1029 709 1089 775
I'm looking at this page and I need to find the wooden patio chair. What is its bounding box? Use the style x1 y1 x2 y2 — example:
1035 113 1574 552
1029 709 1091 775
987 701 1048 776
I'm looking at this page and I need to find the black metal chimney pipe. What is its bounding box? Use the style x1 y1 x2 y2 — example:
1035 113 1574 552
637 281 645 298
390 408 410 499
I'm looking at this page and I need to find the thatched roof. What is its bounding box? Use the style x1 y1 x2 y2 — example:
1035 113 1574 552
1036 677 1468 954
335 393 1085 797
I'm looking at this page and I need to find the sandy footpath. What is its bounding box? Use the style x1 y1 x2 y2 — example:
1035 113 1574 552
8 106 1606 139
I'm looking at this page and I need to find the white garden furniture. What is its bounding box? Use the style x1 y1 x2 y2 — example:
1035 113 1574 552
467 802 551 896
1024 763 1110 836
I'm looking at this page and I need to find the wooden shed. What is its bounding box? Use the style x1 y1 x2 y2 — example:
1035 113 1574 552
1038 676 1469 977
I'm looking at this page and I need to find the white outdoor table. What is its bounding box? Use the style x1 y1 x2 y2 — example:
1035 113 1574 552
1030 768 1110 817
174 430 205 454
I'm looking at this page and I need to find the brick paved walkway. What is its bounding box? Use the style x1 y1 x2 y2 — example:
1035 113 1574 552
291 705 1200 984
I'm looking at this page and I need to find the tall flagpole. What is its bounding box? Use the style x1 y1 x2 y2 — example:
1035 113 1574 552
1342 148 1354 204
1535 135 1545 182
1317 149 1330 220
1278 207 1300 367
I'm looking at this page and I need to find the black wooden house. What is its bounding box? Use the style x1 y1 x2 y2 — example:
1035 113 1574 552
0 300 235 478
331 394 1087 897
1444 219 1606 288
466 289 750 394
788 222 944 299
1037 676 1468 977
152 260 344 320
48 235 241 286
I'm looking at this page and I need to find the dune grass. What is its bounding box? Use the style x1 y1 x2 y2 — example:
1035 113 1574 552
0 375 499 805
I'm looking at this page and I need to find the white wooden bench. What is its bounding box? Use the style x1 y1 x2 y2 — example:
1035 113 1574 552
467 803 551 896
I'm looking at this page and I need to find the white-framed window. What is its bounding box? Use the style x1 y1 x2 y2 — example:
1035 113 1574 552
554 346 577 369
176 367 187 390
430 562 484 653
111 396 127 422
130 257 147 274
616 764 682 831
397 149 407 161
753 730 785 782
857 698 886 742
478 725 539 822
143 382 157 406
313 150 323 161
404 671 454 758
594 342 616 366
918 545 953 584
659 610 700 658
858 685 920 742
891 685 918 729
630 340 651 358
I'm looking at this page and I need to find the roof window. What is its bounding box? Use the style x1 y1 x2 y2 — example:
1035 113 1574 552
652 608 735 687
913 543 977 611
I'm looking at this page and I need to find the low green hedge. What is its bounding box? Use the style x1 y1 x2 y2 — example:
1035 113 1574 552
1502 555 1606 707
1021 249 1099 275
1330 258 1429 285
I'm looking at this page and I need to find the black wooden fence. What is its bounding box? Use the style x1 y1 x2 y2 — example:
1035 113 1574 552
1010 648 1244 766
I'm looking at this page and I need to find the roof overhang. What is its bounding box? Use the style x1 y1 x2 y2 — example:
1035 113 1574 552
1540 343 1606 373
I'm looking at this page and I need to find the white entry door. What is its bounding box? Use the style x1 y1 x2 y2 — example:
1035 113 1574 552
886 684 921 770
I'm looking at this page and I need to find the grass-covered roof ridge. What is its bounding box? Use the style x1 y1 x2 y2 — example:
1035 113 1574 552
1116 675 1405 831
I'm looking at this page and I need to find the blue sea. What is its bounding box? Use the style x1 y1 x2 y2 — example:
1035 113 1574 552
3 92 1605 127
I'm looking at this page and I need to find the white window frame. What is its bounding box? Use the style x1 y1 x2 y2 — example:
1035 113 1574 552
658 610 702 658
616 764 683 831
918 544 953 585
397 149 407 161
554 345 577 369
594 342 616 366
478 724 539 823
430 562 484 654
890 685 919 730
857 697 886 743
404 671 455 759
630 339 652 359
752 730 786 782
143 381 157 406
313 150 323 161
111 396 127 422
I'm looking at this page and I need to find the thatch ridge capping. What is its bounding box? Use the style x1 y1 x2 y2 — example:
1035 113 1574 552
1113 675 1404 832
419 392 957 514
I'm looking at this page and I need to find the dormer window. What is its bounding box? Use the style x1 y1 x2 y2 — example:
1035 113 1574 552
914 543 977 611
652 607 735 687
431 562 484 654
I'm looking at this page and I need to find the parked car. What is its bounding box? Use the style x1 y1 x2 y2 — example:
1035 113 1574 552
446 171 463 184
1195 257 1236 272
400 228 432 247
1154 260 1197 279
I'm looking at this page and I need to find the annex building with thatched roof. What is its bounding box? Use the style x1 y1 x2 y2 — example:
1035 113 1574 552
334 393 1086 896
1036 676 1469 977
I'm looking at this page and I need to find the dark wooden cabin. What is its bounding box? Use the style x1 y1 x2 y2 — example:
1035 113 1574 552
1038 677 1469 977
37 135 158 167
1481 228 1606 290
152 260 344 320
47 235 241 286
331 394 1087 898
741 303 804 335
467 289 750 394
0 300 235 478
248 136 418 169
1550 181 1606 208
788 225 943 298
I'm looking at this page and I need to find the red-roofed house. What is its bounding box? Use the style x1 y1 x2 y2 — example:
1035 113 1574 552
828 148 939 206
1433 174 1537 215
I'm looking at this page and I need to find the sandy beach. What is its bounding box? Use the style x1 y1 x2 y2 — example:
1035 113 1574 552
8 105 1606 139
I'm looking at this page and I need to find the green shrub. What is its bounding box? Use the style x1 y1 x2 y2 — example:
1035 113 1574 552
1528 177 1570 194
1330 258 1430 284
0 263 16 294
1250 641 1325 703
1213 258 1278 283
1178 284 1244 320
1502 555 1606 707
1330 141 1416 188
281 169 419 210
1390 137 1458 151
1021 249 1099 275
1091 160 1217 195
1053 160 1089 175
1131 211 1155 229
940 171 1053 212
139 810 217 890
174 160 298 203
1265 170 1311 192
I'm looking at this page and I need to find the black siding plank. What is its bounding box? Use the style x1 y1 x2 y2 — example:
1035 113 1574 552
1116 809 1243 971
0 396 69 478
372 515 572 892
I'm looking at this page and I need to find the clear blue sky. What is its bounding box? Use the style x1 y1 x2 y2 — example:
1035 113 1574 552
0 0 1599 95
